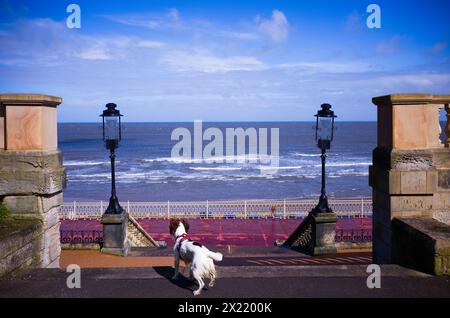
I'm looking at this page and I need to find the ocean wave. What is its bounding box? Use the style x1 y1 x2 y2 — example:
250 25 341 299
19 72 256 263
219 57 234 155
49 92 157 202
189 167 243 171
291 152 319 157
64 160 112 166
258 165 303 170
140 154 280 164
316 162 371 168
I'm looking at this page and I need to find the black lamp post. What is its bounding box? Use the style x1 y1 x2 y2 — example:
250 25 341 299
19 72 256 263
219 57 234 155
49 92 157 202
100 103 124 215
282 103 338 255
312 103 337 215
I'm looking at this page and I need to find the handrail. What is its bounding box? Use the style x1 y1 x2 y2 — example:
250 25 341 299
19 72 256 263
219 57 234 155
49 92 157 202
60 197 373 219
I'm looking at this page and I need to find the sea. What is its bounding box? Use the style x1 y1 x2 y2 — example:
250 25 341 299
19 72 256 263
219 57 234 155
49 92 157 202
59 122 378 202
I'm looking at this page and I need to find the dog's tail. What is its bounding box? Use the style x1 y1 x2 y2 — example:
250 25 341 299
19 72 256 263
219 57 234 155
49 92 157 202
207 250 223 262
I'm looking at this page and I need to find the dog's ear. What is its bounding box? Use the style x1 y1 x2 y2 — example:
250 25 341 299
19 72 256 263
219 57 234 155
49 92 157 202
169 218 180 235
181 219 190 232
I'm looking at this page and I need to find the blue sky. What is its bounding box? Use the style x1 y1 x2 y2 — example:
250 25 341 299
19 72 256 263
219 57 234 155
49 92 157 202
1 0 449 122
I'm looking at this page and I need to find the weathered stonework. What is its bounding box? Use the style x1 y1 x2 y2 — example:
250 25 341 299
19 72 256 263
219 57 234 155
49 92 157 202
370 94 450 268
0 93 65 276
283 212 337 255
433 211 450 225
0 220 43 277
101 212 130 256
0 94 61 151
392 217 450 276
127 214 160 248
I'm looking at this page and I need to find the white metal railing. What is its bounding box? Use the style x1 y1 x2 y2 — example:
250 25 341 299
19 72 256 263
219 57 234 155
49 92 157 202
60 197 372 220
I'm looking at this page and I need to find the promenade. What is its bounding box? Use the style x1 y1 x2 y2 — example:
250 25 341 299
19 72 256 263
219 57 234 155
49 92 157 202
1 264 449 298
61 217 372 247
2 244 450 298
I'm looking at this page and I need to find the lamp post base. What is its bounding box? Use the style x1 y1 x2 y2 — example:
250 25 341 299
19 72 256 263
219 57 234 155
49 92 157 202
101 212 129 256
283 211 337 256
310 212 337 255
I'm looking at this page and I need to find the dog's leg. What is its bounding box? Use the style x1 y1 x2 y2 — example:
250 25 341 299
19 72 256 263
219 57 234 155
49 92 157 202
192 271 204 296
208 271 216 288
172 254 180 280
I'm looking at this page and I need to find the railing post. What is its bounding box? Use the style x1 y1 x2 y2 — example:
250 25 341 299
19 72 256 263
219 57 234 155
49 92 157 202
100 200 103 215
283 199 287 219
167 200 170 219
127 200 130 214
244 200 247 219
361 197 364 218
73 201 76 220
206 200 209 219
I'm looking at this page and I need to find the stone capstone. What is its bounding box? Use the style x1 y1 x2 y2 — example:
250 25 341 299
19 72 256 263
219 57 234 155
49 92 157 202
392 217 450 276
0 150 66 196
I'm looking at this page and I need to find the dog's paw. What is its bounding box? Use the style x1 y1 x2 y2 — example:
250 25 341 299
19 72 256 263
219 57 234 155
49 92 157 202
193 290 201 296
208 282 215 288
171 275 179 280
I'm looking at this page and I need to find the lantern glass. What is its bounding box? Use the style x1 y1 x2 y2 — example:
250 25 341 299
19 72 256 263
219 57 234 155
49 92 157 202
104 116 120 141
317 116 333 142
314 103 336 150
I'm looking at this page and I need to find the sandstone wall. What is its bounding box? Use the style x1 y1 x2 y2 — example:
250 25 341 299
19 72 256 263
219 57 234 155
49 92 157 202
0 94 65 276
370 94 450 266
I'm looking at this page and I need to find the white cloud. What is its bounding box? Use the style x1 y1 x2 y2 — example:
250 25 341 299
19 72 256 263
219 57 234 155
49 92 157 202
218 30 259 41
78 46 111 60
136 40 165 48
376 73 450 87
275 61 373 74
101 8 181 30
0 19 165 65
256 10 289 43
161 50 265 73
103 15 160 29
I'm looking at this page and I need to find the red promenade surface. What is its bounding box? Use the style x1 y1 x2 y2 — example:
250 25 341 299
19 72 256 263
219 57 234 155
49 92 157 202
61 217 372 247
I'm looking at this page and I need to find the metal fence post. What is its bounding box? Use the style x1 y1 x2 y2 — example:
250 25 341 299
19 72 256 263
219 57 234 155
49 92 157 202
59 198 374 220
167 200 170 219
361 198 364 218
244 200 247 219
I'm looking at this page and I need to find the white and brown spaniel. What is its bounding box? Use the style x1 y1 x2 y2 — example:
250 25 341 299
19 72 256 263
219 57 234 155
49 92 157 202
169 218 223 296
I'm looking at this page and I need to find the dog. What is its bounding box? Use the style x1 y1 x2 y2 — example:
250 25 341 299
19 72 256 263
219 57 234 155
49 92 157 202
169 218 223 295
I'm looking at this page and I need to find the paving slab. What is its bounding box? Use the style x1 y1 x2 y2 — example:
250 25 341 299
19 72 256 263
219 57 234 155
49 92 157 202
0 265 449 298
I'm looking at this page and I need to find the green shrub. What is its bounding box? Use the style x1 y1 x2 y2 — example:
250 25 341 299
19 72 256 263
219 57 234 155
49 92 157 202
0 202 9 220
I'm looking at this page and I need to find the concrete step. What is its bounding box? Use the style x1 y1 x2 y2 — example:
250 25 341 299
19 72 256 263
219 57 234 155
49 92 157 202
2 264 449 298
128 245 302 258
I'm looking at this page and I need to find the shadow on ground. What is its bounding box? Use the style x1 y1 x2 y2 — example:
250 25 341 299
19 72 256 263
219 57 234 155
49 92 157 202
153 266 203 293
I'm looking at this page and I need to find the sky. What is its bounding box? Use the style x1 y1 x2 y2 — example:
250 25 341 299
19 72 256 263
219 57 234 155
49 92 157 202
0 0 449 122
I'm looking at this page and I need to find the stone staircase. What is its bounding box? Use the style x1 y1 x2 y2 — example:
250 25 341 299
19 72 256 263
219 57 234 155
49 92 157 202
126 214 162 248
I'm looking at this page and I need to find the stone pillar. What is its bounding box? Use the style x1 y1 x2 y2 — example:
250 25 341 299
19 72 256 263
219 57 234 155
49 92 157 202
101 213 130 256
370 94 450 264
0 94 66 268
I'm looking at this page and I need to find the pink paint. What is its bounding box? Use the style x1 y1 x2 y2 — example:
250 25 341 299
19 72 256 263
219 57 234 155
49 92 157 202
61 217 372 247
